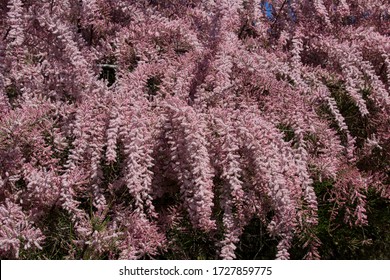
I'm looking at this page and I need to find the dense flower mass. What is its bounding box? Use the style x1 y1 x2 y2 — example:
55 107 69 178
0 0 389 259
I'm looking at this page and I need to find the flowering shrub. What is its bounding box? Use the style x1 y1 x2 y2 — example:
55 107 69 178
0 0 389 260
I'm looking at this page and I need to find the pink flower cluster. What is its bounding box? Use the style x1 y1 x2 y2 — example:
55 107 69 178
0 0 389 259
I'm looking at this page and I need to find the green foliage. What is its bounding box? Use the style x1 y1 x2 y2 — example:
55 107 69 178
325 80 376 147
159 218 219 260
235 217 278 260
146 76 162 101
156 181 390 260
98 56 117 87
277 123 296 143
313 181 390 259
19 207 78 260
5 85 21 107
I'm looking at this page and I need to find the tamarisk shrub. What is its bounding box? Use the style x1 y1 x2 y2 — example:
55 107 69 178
0 0 389 260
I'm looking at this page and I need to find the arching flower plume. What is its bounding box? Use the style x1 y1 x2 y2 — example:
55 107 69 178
0 0 389 259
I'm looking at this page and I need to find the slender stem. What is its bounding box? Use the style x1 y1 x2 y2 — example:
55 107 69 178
270 0 288 30
2 27 11 40
98 64 118 69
